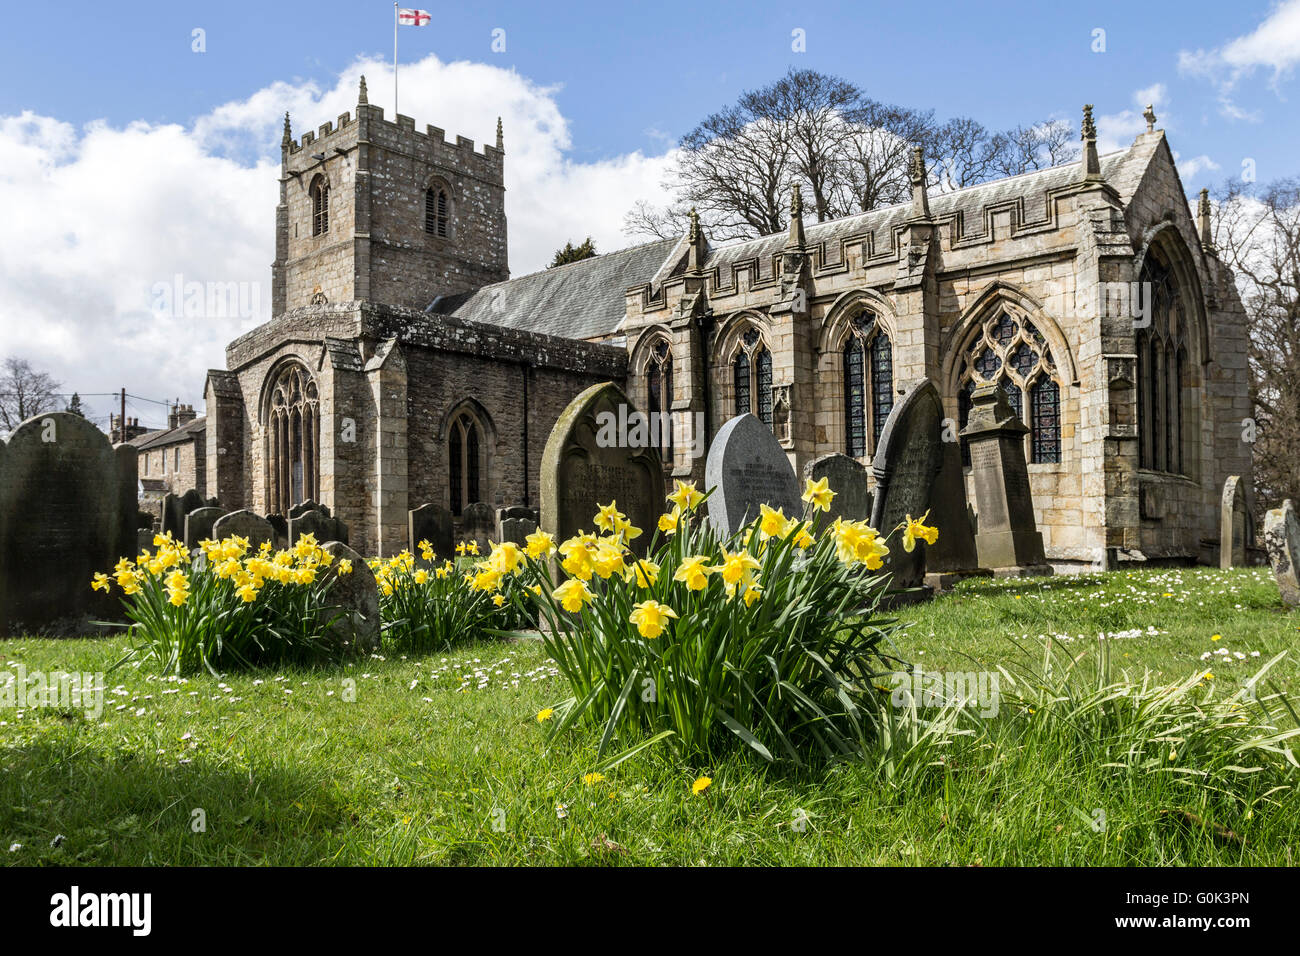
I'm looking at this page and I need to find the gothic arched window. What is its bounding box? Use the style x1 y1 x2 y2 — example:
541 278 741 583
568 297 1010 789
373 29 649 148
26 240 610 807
266 363 319 515
448 409 483 516
841 312 893 458
957 309 1062 464
644 338 673 456
732 327 773 428
425 185 450 238
309 175 329 236
1137 252 1189 475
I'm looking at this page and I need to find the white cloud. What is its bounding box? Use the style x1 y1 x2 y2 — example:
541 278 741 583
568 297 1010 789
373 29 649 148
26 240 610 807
1175 154 1221 179
1096 84 1169 154
1178 0 1300 117
0 54 675 421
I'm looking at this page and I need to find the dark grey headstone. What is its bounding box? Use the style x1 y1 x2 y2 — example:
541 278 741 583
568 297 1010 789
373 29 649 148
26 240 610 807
183 506 227 550
1264 499 1299 608
959 383 1049 575
0 412 126 634
288 499 329 519
265 513 289 550
500 516 538 547
870 381 946 588
319 541 380 653
289 508 348 546
461 501 496 552
541 381 663 556
212 509 275 550
179 488 206 515
159 492 184 538
409 502 454 561
802 453 872 524
136 528 156 555
926 427 982 578
705 413 801 538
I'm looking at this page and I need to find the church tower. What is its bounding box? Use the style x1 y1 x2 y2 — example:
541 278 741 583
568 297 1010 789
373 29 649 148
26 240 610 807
271 76 509 315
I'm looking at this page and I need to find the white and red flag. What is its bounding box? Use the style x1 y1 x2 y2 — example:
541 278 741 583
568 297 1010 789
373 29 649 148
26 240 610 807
398 8 431 25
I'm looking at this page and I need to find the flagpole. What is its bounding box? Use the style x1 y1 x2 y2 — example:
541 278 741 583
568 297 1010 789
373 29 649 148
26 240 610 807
393 3 399 115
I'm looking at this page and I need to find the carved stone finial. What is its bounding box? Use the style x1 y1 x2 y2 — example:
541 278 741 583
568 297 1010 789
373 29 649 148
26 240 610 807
686 207 707 272
909 144 931 219
358 75 368 105
1079 104 1103 183
281 111 292 147
1143 103 1157 134
1198 188 1215 252
787 187 805 249
910 144 925 184
688 206 700 242
790 183 803 218
495 116 504 150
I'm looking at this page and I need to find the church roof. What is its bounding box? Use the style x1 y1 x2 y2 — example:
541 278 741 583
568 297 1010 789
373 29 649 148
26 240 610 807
130 416 206 451
702 147 1138 275
436 237 680 340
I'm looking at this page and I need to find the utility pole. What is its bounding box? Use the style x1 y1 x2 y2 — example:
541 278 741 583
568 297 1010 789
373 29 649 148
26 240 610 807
120 387 126 444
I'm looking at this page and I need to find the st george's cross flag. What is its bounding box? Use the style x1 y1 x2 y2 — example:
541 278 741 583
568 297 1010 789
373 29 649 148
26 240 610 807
398 8 431 26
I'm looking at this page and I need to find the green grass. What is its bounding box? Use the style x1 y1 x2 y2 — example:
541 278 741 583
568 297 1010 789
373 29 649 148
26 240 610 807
2 566 1297 866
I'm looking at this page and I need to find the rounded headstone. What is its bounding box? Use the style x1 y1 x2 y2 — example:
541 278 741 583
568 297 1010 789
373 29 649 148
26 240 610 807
704 413 800 538
320 541 381 653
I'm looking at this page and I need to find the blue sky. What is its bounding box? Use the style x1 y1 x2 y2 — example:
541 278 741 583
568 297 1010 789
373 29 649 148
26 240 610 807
1 0 1298 425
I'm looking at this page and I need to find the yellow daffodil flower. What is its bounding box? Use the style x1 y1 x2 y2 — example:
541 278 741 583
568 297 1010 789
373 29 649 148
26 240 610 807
802 476 835 512
629 599 678 638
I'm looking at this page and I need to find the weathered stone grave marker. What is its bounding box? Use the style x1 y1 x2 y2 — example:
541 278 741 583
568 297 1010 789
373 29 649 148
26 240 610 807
409 502 454 561
704 413 801 538
1264 499 1299 608
212 509 275 551
802 453 872 524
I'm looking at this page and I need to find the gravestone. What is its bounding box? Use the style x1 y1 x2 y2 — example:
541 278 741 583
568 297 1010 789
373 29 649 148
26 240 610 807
1263 499 1299 608
925 419 986 590
869 380 947 590
114 445 139 566
179 488 206 515
959 383 1051 576
705 413 801 538
183 506 227 551
289 499 329 520
212 509 276 551
136 529 156 554
288 508 348 546
0 412 130 634
1219 475 1250 569
461 502 496 552
264 513 289 550
159 492 184 538
409 503 454 561
500 515 538 548
541 381 663 555
319 541 381 653
802 453 872 524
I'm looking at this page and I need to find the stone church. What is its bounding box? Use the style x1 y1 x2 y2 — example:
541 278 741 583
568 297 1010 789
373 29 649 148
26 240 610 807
201 78 1252 569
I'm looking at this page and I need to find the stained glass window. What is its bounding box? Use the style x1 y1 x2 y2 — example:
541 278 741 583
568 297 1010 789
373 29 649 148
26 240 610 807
757 349 773 427
1031 378 1061 464
733 350 750 418
844 343 866 458
1136 251 1188 475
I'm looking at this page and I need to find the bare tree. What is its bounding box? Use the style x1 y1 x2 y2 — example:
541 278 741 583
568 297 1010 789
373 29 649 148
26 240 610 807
0 357 61 433
1213 178 1300 511
625 68 1083 243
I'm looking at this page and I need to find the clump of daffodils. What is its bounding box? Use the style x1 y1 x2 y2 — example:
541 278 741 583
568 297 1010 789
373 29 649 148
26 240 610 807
530 477 938 765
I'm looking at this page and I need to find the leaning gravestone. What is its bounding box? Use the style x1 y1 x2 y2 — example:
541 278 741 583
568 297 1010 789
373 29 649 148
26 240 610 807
0 412 132 634
461 502 496 552
183 506 227 551
1220 475 1250 569
289 508 348 546
925 415 985 589
802 453 872 525
409 502 454 561
1263 499 1299 608
212 509 275 551
289 499 328 519
319 541 381 653
541 381 663 556
870 381 947 590
705 413 801 538
959 383 1050 576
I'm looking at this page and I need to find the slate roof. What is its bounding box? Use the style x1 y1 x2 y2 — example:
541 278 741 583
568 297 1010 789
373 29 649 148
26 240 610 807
703 147 1138 276
129 416 206 451
436 237 680 340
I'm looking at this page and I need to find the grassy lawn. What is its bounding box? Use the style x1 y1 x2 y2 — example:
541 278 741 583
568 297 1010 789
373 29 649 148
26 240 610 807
2 566 1297 866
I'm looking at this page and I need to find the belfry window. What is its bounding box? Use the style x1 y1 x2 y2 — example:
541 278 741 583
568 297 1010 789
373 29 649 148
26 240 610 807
956 310 1062 464
448 410 483 516
310 175 329 236
1136 252 1189 475
266 363 319 515
425 186 450 238
732 327 773 428
841 312 893 458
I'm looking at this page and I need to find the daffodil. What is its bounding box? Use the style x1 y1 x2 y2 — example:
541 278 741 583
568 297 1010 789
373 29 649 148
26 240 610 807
658 507 682 535
713 548 761 595
629 599 678 639
493 594 506 607
594 501 626 534
802 476 835 512
553 578 596 613
757 503 790 539
488 540 524 575
627 558 660 588
525 529 556 558
901 510 939 552
674 555 714 591
667 480 704 512
90 572 110 592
